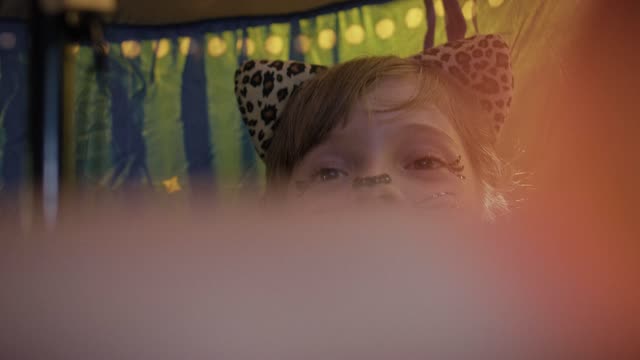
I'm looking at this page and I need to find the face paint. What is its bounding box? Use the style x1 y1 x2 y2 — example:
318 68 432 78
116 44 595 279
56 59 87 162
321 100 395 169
445 155 466 180
413 191 461 210
294 154 466 202
352 173 392 189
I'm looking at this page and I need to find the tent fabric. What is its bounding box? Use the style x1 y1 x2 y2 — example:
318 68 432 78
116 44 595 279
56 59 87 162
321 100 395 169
1 0 351 24
0 0 580 198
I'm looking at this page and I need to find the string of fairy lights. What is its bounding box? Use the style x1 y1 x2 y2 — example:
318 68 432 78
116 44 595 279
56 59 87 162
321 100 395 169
0 0 507 58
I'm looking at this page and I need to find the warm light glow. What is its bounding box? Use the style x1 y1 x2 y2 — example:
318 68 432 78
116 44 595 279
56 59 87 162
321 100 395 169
435 0 445 18
121 40 141 59
295 35 312 54
345 25 365 45
235 38 256 56
179 37 191 56
153 39 171 59
68 43 80 55
318 29 337 50
265 35 284 55
208 36 227 57
405 8 424 29
462 0 476 21
375 19 395 40
489 0 505 7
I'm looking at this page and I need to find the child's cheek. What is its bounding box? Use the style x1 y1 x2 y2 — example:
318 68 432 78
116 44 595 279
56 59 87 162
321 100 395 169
292 190 352 214
284 181 353 213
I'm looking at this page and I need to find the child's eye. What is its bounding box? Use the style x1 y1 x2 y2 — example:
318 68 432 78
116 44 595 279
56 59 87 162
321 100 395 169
405 156 447 170
313 168 349 182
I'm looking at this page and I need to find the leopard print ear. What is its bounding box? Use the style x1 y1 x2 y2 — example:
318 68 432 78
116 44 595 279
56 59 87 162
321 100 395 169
234 59 327 159
415 34 514 142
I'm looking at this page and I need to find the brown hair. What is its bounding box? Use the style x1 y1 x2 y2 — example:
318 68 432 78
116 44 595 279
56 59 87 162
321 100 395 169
265 56 512 218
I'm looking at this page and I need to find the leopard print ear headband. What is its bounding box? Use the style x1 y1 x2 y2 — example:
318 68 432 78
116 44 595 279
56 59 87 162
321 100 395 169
234 34 513 159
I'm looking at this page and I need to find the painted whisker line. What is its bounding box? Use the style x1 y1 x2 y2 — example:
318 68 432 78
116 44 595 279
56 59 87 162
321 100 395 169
352 173 392 189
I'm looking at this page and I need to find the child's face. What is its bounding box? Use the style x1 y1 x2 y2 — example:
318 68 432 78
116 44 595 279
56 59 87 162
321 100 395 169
286 76 482 215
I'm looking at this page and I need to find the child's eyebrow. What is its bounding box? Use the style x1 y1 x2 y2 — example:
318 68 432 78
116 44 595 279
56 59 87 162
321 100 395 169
395 123 458 148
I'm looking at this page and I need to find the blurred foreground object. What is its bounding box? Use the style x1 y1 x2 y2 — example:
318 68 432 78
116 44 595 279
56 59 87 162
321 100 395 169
1 203 638 359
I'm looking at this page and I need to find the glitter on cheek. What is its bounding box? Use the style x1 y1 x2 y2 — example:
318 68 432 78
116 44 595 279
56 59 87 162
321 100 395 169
413 191 462 210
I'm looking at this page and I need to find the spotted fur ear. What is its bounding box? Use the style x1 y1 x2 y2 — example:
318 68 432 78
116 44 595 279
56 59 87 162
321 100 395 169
415 34 514 142
234 59 328 159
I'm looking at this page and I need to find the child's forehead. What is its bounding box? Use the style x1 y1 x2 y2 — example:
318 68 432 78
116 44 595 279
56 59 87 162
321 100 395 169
355 73 446 113
333 92 457 145
343 75 453 131
364 74 422 104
